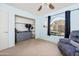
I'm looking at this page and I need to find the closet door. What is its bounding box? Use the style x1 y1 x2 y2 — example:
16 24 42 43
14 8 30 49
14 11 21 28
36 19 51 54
0 10 9 50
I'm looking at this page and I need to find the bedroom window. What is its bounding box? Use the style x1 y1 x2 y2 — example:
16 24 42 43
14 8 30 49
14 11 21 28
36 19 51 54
48 11 71 38
50 17 65 36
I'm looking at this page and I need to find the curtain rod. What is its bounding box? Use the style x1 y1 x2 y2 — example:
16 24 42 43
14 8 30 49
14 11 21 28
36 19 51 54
45 8 79 18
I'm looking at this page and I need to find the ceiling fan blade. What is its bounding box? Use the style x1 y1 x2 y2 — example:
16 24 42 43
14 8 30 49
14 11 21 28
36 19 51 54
49 3 54 9
38 5 42 11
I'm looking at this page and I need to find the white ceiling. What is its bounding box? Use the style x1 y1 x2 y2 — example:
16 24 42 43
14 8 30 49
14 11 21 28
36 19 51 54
7 3 75 16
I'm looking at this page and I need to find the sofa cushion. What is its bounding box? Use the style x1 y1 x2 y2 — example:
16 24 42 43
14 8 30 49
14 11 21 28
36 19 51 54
69 31 79 43
59 43 75 55
70 40 79 48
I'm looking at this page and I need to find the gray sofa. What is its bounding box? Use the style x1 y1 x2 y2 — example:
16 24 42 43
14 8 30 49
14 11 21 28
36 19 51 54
58 30 79 56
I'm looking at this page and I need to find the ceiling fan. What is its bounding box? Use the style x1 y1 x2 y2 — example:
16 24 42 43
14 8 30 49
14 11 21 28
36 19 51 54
37 3 55 11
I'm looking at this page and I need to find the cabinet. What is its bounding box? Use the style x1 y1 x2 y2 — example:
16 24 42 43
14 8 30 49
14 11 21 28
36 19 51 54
16 31 32 42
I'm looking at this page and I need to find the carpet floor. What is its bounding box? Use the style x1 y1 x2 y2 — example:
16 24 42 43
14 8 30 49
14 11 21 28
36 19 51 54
0 39 62 56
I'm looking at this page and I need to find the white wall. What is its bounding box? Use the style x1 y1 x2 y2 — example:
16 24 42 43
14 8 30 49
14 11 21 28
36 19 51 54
35 4 79 44
71 10 79 31
0 3 37 49
0 10 9 50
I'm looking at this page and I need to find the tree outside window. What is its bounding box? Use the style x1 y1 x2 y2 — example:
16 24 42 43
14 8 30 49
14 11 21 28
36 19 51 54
50 17 65 36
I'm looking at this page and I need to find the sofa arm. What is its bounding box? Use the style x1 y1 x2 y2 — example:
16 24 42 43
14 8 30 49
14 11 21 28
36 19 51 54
59 38 70 44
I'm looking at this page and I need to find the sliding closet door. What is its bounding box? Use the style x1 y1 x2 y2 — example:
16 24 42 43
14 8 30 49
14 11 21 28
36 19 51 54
0 10 9 50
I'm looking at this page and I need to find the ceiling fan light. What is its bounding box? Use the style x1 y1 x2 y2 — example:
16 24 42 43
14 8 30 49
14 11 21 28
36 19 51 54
38 5 42 11
37 3 55 11
49 3 54 9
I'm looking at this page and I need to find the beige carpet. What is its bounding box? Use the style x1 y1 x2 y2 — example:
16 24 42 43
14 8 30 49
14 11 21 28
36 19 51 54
0 39 62 56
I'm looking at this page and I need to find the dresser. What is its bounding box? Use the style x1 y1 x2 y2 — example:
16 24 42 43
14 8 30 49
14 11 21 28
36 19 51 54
16 31 32 42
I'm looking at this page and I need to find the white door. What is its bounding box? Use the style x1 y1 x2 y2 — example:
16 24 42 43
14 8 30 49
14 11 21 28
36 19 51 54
0 10 9 50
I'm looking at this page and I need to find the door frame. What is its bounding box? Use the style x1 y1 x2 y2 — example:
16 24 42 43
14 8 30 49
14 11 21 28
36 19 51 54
14 15 36 44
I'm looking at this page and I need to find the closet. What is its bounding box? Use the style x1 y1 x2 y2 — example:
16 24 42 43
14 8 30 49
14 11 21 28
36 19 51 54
15 16 35 43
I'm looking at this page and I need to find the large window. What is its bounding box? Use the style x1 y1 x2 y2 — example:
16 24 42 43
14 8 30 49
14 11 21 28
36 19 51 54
49 12 65 36
50 17 65 36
